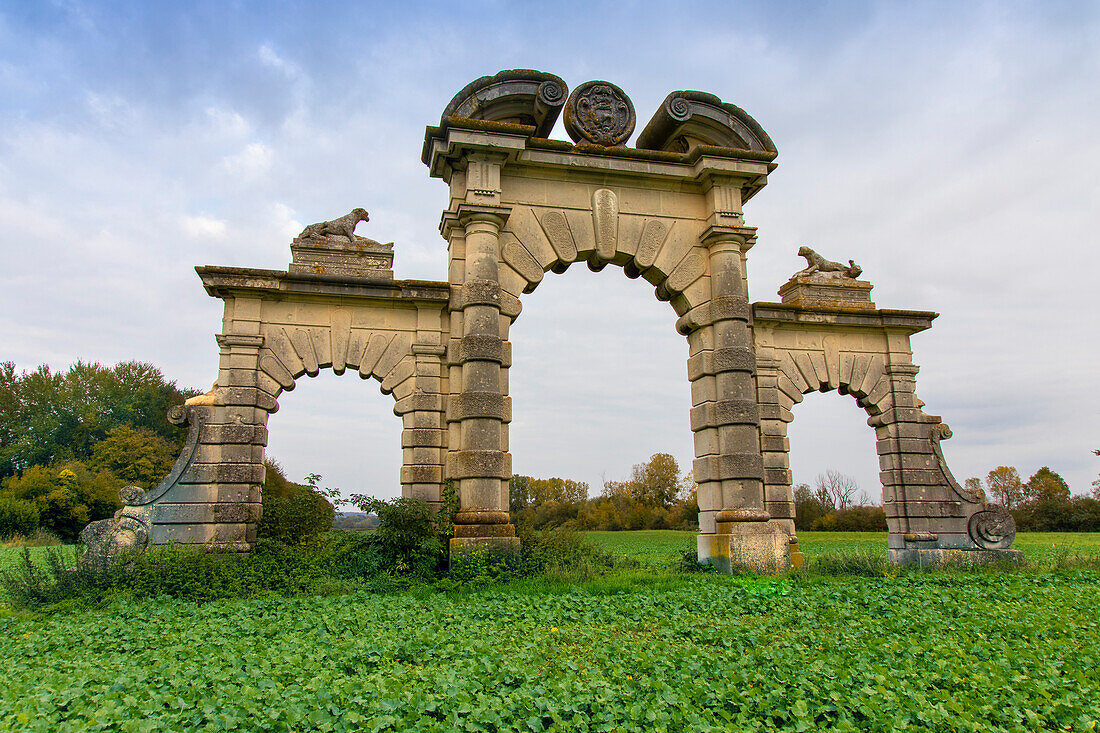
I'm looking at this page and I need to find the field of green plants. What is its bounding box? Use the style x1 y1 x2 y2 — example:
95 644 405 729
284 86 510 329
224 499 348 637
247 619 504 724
2 533 1099 732
587 530 1100 566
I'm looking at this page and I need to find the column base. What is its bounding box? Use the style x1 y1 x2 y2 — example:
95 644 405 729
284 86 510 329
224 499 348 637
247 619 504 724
889 547 1024 568
449 535 522 560
698 521 790 574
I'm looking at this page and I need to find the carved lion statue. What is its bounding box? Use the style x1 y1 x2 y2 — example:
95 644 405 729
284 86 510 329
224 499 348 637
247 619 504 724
297 208 369 241
797 246 862 279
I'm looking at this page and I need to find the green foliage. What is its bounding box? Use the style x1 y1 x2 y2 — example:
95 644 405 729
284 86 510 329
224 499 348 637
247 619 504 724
256 461 336 547
0 496 39 539
347 494 450 577
88 425 177 487
807 505 888 532
1025 466 1072 503
1 462 122 541
0 360 196 480
512 455 698 531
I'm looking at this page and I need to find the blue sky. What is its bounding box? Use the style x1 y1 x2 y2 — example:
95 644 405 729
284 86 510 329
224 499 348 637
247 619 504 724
1 0 1097 498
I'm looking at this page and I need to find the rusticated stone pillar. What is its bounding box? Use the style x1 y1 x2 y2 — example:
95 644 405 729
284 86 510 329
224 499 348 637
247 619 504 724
442 205 520 556
696 227 789 572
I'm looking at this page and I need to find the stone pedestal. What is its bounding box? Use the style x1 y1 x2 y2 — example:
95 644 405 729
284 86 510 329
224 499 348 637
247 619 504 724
289 236 394 280
698 518 791 574
778 275 875 310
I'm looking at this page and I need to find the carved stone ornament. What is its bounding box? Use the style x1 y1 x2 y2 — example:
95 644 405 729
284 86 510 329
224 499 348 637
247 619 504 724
968 504 1016 550
564 81 636 146
295 208 371 243
291 208 394 279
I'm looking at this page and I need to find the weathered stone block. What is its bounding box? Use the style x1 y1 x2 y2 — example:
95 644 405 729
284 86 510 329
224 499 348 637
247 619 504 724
698 521 791 574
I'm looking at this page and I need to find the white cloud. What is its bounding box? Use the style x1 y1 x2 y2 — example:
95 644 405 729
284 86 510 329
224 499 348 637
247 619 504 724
204 107 251 137
272 202 302 240
221 142 272 178
179 214 228 239
258 43 301 80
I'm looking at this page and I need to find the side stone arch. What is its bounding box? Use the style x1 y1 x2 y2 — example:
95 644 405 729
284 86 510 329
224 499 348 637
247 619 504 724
89 271 451 555
752 307 1008 562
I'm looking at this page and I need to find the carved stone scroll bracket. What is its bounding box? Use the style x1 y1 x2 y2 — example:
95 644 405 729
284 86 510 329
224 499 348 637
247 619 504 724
930 423 985 505
80 505 152 570
441 69 568 138
129 404 209 507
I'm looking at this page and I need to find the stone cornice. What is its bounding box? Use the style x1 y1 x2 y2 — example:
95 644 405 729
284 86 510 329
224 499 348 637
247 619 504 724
196 266 449 303
751 301 938 333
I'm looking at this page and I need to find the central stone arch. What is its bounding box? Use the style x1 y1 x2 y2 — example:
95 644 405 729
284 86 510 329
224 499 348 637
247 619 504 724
426 73 787 568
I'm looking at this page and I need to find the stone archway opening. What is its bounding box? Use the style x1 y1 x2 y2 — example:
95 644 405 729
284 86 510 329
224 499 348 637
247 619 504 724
787 392 883 509
264 370 403 502
508 264 694 496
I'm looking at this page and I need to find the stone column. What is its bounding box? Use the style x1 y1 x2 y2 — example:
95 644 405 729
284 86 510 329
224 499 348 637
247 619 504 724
696 227 789 572
399 303 448 509
443 205 520 556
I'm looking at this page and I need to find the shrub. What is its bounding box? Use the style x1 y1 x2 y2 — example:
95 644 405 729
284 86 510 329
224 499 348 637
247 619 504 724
349 495 448 577
1 462 121 541
515 524 617 578
0 496 39 539
256 461 336 547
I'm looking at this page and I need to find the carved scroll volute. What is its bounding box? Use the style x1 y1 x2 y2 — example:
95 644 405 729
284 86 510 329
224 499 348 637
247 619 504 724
968 505 1016 550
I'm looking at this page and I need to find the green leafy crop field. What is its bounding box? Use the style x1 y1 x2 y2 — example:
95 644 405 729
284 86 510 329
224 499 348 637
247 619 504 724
1 535 1099 732
585 530 1100 566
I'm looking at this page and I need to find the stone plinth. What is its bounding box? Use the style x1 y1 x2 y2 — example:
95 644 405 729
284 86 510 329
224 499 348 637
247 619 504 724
778 275 875 310
698 520 791 573
289 236 394 280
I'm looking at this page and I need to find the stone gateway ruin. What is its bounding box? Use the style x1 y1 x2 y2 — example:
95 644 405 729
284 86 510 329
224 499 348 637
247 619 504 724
84 70 1020 572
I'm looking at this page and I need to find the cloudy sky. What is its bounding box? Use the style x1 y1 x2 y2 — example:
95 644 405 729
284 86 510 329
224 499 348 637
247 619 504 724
1 1 1097 500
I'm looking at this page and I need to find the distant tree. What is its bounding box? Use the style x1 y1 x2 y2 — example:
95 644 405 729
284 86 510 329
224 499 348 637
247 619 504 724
793 482 829 530
509 475 531 513
964 477 986 500
1024 466 1071 503
985 466 1024 509
630 453 687 509
815 470 858 511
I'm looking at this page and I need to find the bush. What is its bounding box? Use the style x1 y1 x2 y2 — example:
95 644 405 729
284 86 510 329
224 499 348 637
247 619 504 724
349 495 450 578
1 462 122 541
809 506 888 532
0 496 39 539
256 462 336 547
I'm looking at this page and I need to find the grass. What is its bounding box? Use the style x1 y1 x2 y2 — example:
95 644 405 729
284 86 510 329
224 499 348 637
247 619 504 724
583 529 1100 566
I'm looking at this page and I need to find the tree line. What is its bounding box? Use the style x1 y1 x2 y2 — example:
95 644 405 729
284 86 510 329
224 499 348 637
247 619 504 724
0 361 196 541
510 452 699 531
966 465 1100 532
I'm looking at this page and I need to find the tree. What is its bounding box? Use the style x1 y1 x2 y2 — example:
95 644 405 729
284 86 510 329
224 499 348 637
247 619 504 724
1024 466 1071 504
793 482 829 530
89 425 178 488
985 466 1024 509
814 470 858 511
964 477 986 500
629 453 690 508
1 462 122 541
0 360 197 480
